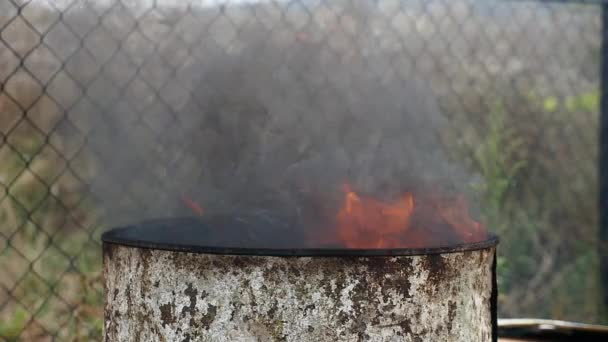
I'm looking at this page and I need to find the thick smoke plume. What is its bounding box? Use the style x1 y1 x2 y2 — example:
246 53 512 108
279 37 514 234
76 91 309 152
90 1 471 238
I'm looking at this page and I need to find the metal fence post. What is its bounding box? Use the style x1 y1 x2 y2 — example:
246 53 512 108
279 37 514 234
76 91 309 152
600 2 608 316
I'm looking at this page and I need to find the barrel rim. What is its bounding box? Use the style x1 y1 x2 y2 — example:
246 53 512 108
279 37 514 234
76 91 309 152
101 218 498 257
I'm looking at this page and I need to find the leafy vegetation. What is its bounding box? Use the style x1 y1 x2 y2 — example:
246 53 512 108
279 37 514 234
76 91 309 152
448 86 602 322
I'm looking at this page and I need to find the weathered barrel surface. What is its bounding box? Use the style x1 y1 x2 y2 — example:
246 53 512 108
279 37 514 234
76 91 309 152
103 244 495 341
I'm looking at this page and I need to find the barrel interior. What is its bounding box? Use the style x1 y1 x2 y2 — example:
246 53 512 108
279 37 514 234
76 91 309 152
101 217 499 256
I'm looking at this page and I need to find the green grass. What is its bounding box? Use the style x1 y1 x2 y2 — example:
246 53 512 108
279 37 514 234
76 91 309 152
1 79 103 340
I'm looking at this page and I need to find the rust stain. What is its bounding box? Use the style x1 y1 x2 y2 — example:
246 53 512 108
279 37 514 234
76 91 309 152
126 284 132 315
103 243 116 261
159 302 175 327
201 304 217 329
447 300 457 331
182 283 198 326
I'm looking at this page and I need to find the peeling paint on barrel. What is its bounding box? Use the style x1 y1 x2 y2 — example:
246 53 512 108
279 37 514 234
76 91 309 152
103 243 495 341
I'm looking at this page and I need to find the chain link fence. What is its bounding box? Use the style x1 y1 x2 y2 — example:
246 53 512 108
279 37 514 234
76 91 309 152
0 0 603 340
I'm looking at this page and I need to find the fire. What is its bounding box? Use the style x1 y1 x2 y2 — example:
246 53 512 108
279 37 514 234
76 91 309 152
435 194 485 241
334 184 485 248
180 185 486 249
336 184 414 248
181 195 204 216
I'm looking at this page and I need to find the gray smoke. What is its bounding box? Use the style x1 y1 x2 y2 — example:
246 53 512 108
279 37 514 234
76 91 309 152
88 1 470 229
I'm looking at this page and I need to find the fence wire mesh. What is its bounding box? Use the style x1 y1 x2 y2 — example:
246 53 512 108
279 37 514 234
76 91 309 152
0 0 603 340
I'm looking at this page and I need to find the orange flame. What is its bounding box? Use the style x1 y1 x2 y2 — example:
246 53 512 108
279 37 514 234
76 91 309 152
334 184 485 248
435 194 485 241
181 195 204 216
336 184 414 248
179 184 486 248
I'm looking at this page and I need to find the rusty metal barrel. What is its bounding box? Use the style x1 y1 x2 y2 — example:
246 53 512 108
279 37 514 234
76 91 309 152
102 219 498 341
